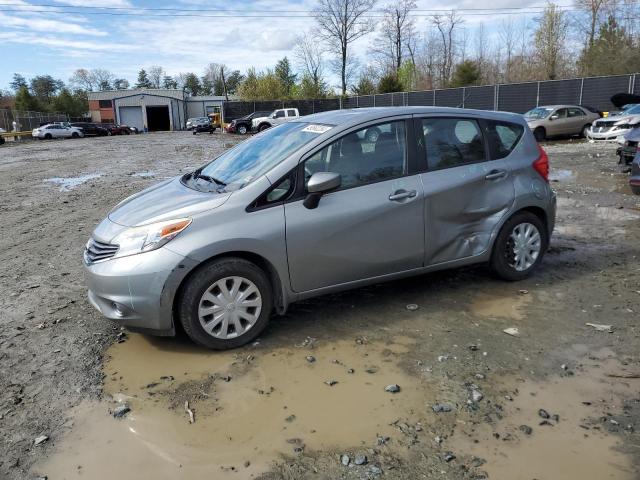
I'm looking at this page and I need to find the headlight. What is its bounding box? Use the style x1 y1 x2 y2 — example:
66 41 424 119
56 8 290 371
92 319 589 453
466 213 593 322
111 218 191 259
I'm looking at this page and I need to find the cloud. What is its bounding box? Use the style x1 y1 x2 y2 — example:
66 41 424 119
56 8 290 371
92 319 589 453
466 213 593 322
0 12 107 36
52 0 133 6
0 32 129 51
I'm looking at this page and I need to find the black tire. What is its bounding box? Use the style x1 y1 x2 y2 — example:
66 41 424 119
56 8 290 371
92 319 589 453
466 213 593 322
490 211 548 281
44 133 52 140
258 123 270 132
533 127 546 142
0 136 5 145
107 131 112 136
237 124 248 135
631 185 640 195
193 130 197 135
581 124 591 138
177 257 273 350
71 132 79 138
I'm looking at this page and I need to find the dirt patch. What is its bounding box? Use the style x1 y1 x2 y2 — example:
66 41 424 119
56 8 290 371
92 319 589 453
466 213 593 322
453 354 638 480
1 135 640 479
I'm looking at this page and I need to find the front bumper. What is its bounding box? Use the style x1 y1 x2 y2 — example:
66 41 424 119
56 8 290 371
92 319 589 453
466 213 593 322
84 247 198 334
587 129 628 141
225 123 236 133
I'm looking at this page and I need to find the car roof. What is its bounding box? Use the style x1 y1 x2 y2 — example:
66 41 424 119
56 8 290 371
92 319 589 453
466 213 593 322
295 106 526 127
534 105 585 109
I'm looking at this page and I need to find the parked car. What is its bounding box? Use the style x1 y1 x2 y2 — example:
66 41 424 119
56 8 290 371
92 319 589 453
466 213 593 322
71 122 109 136
252 108 300 132
524 105 600 141
32 124 84 139
579 105 604 118
192 122 217 134
84 107 556 349
101 124 130 135
630 151 640 195
120 124 139 134
608 103 640 117
0 135 4 146
618 127 640 171
587 105 640 141
225 111 273 135
186 117 210 131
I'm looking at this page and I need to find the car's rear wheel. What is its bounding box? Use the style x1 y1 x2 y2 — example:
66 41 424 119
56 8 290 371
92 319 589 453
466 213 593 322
237 124 248 135
177 258 273 350
490 212 548 281
533 127 546 142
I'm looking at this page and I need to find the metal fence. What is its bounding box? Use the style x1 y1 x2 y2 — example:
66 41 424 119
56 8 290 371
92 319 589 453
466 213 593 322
223 72 640 121
0 109 71 132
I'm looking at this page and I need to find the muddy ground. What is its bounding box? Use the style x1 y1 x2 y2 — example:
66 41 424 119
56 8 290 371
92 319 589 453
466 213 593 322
0 133 639 480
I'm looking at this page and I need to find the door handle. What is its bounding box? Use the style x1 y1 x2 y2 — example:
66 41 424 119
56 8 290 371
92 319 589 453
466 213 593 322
389 189 417 201
485 169 507 180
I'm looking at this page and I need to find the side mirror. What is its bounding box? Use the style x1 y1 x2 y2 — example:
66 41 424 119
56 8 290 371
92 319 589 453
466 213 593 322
549 114 559 121
304 172 341 209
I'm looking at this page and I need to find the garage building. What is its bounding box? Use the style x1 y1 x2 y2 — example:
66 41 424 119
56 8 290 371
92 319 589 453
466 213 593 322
88 89 232 131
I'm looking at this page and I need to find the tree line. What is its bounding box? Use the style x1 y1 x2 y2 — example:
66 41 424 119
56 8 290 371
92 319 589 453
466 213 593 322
2 0 640 114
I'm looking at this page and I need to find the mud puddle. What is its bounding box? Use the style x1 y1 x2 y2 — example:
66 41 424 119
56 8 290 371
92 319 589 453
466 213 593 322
454 357 638 480
469 291 532 321
43 173 101 192
35 334 431 479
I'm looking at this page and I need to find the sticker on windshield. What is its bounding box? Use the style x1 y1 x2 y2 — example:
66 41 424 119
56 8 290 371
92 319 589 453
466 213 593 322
302 124 332 134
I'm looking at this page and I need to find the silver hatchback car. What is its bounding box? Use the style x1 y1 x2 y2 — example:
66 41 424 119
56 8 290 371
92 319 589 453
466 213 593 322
84 107 556 349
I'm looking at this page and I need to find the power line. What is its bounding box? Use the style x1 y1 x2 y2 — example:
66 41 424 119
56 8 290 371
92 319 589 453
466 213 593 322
0 7 586 18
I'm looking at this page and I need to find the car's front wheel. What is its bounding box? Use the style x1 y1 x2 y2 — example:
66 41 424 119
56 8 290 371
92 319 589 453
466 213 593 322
71 132 80 138
490 212 548 281
258 123 270 132
177 258 273 349
237 124 248 135
44 133 52 140
581 124 591 138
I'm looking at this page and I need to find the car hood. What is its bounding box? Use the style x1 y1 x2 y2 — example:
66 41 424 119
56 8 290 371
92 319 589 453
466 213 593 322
623 127 640 142
108 176 231 227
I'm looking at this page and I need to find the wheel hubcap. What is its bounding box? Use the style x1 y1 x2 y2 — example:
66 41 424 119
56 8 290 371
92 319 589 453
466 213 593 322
506 222 541 272
198 276 262 339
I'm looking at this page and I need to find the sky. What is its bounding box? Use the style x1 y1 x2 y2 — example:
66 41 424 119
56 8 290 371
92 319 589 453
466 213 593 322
1 0 551 91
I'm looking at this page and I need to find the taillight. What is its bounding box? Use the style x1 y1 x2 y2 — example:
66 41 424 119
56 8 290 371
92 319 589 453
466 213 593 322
533 145 549 182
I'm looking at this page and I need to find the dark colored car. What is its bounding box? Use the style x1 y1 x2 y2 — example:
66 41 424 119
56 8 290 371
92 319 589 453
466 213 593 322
580 105 604 118
121 124 139 134
617 128 640 171
192 122 217 135
225 111 272 135
102 124 131 135
71 122 109 136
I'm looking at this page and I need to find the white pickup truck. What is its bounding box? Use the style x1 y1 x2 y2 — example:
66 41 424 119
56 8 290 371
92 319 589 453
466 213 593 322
252 108 300 132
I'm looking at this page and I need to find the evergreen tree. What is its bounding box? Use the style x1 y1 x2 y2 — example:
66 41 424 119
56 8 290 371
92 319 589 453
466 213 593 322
14 85 41 111
183 73 202 96
377 73 404 93
135 69 152 88
10 73 27 91
275 57 297 96
450 60 481 87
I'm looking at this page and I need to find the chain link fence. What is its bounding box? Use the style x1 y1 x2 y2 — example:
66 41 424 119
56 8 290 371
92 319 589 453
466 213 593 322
0 109 71 133
223 73 640 122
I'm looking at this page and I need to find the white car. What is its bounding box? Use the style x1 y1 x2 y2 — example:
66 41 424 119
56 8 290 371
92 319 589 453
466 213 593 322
32 124 84 140
252 108 300 132
587 104 640 142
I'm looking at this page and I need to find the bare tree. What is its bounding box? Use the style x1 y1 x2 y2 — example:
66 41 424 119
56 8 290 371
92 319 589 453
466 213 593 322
294 33 326 90
314 0 376 95
369 0 416 74
69 69 95 91
574 0 609 47
534 3 568 79
431 12 464 86
148 66 165 89
499 19 516 82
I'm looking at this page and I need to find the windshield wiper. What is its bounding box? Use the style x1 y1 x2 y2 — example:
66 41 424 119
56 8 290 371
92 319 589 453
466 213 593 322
192 168 226 187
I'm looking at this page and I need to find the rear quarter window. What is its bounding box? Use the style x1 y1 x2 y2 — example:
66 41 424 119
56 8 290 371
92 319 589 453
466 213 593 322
482 120 524 160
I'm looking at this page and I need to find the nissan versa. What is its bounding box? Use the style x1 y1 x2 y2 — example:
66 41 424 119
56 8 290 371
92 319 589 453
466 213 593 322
84 107 556 349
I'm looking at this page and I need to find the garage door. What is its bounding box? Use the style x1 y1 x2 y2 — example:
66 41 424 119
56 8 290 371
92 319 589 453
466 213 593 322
118 106 143 131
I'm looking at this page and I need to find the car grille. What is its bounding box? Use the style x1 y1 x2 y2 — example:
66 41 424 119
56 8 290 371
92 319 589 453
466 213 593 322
84 238 119 264
594 121 616 132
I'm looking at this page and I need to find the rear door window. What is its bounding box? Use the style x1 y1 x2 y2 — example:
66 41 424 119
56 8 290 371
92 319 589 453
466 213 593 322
568 107 585 117
419 118 486 170
287 109 297 117
482 120 525 160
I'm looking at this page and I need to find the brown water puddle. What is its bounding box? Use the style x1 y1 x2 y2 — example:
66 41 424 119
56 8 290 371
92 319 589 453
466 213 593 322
469 291 532 320
454 359 638 480
35 333 430 479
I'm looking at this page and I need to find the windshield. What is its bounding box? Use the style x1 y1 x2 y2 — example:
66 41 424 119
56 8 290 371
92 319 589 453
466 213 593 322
624 105 640 115
184 122 332 192
524 107 553 120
